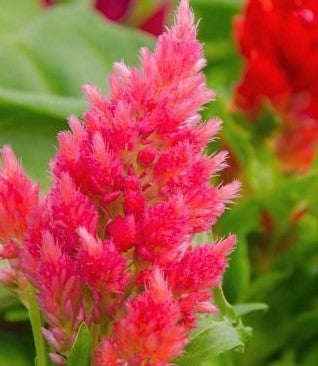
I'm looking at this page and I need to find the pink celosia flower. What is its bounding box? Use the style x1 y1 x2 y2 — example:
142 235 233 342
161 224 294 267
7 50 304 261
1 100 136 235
94 267 188 365
77 228 130 321
1 1 239 364
0 146 39 290
37 232 84 355
0 146 39 245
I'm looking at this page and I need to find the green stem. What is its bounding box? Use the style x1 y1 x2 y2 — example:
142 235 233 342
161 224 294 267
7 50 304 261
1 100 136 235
213 285 238 323
27 285 48 366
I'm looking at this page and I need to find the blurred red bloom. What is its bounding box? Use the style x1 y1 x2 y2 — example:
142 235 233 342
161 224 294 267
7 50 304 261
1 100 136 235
41 0 170 36
234 0 318 171
95 0 134 21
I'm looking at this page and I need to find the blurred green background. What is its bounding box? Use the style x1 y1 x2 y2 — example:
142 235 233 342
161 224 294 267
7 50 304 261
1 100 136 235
0 0 317 365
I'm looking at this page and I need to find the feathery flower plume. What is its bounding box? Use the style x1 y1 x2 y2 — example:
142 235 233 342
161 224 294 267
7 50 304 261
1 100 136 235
0 146 38 293
1 1 239 364
234 0 318 171
94 267 188 365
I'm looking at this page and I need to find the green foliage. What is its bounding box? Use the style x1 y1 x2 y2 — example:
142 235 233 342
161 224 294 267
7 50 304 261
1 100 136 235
175 317 249 365
66 323 92 366
215 167 318 365
175 287 255 365
233 303 268 317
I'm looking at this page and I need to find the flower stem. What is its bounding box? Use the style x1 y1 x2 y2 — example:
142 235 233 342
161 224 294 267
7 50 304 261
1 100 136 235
27 285 48 366
213 285 238 324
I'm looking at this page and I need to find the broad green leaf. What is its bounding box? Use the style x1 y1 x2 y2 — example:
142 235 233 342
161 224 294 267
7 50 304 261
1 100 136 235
0 117 67 190
175 315 252 366
0 87 85 119
0 0 40 36
66 323 92 366
0 1 153 100
175 287 252 365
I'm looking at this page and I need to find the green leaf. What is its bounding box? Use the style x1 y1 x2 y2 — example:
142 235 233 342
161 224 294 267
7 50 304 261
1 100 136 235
66 323 92 366
233 303 268 317
175 317 251 365
0 87 85 119
0 117 67 190
0 0 40 36
0 0 153 102
175 287 252 365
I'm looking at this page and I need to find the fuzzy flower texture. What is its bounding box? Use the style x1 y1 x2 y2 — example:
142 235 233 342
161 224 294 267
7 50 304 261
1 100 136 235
0 1 239 365
234 0 318 172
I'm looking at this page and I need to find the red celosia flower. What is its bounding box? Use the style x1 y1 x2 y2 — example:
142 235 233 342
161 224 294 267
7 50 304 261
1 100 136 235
1 1 239 364
41 0 170 36
234 0 318 171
